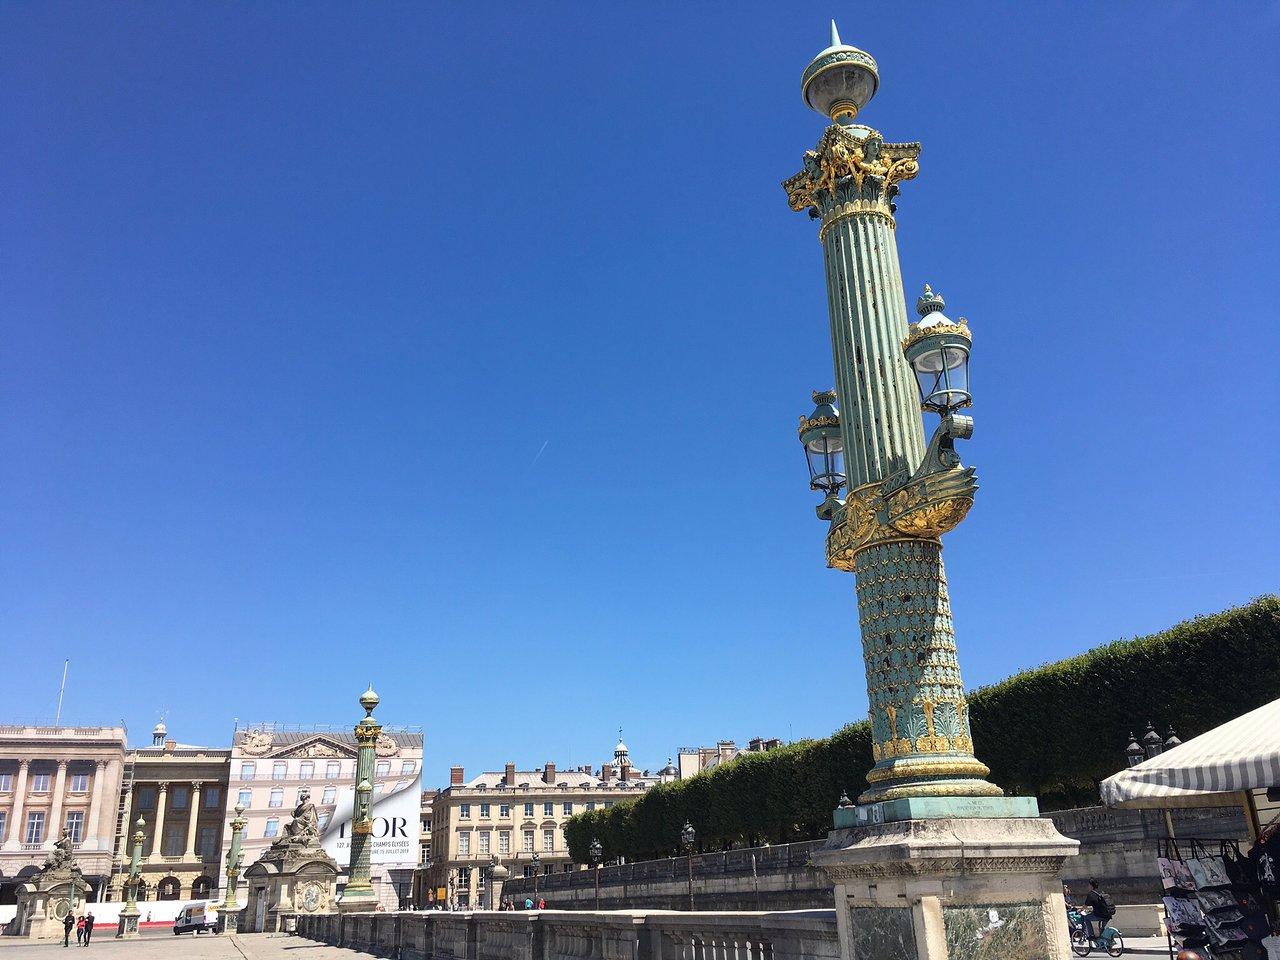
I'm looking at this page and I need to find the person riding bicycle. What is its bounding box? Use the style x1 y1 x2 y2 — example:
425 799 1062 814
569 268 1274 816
1082 879 1115 941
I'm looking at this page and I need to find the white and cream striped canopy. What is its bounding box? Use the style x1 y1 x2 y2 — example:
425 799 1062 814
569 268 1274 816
1100 698 1280 809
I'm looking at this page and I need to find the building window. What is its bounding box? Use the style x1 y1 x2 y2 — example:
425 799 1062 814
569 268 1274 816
269 789 283 808
563 802 573 816
318 812 331 830
204 787 221 809
299 761 314 779
375 761 390 777
138 787 157 810
240 762 255 780
237 789 252 807
31 773 51 793
478 832 490 855
522 865 535 879
523 830 534 853
171 785 189 809
64 811 84 843
197 826 218 859
326 761 340 779
459 804 471 819
499 804 510 818
604 801 615 808
372 783 384 796
69 772 89 793
563 864 573 873
543 829 554 852
523 803 534 817
456 868 470 889
401 761 415 775
0 772 12 791
458 832 471 856
479 803 490 818
322 787 336 804
542 802 553 817
0 811 7 843
272 761 286 781
498 831 510 854
264 818 279 839
586 801 596 811
162 824 184 857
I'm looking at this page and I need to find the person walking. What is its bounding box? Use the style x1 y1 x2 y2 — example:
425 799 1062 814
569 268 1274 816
75 915 85 945
62 912 74 947
81 912 95 946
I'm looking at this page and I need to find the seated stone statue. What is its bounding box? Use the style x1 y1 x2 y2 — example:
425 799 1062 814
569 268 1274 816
41 828 75 872
271 788 320 851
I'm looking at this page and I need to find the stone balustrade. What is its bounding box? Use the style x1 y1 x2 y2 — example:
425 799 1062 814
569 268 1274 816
294 908 838 960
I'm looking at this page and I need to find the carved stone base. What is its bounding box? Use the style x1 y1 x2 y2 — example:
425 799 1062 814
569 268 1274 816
838 795 1041 827
814 817 1079 960
243 848 339 933
214 907 242 934
10 870 93 940
115 909 140 940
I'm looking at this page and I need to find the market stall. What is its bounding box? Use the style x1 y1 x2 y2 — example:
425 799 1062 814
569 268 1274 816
1101 698 1280 960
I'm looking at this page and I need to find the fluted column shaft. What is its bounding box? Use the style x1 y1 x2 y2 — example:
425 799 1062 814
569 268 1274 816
184 781 202 859
86 760 106 848
148 782 168 861
821 211 925 488
47 760 68 847
4 760 30 849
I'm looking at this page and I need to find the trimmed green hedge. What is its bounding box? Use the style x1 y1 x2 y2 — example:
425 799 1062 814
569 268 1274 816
565 597 1280 862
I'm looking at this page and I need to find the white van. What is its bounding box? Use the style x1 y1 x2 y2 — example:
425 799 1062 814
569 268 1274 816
173 902 218 935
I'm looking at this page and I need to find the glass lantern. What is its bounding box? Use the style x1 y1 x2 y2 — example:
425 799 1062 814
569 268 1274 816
903 286 972 413
798 390 846 496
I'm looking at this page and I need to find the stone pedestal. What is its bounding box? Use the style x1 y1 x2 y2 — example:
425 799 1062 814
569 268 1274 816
814 816 1079 960
115 906 140 940
11 869 92 940
215 906 243 934
243 847 339 933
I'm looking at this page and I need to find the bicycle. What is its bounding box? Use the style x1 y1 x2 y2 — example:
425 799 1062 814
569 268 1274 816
1068 907 1125 957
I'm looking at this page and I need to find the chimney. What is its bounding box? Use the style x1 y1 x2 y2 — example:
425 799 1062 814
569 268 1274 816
620 764 630 783
601 763 615 782
450 765 465 786
543 762 556 785
505 762 516 787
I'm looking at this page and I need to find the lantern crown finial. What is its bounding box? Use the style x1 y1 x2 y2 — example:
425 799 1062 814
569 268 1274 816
917 284 946 318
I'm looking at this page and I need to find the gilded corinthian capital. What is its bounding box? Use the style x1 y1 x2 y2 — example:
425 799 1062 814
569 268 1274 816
783 124 920 221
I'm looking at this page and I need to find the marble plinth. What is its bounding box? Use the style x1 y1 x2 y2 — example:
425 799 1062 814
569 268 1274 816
838 795 1041 827
814 816 1079 960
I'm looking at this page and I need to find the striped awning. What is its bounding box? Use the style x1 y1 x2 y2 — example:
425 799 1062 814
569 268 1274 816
1100 698 1280 809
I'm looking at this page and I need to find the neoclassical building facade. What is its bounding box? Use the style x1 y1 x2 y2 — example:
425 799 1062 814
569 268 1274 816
0 724 127 904
109 722 231 902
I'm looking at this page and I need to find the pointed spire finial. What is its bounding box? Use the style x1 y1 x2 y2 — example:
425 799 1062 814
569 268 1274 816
830 20 842 47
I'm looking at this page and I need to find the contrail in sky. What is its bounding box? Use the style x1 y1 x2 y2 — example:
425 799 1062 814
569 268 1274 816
530 440 549 468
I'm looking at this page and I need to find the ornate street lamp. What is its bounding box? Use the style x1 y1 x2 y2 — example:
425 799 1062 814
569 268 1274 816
531 852 540 905
1164 726 1182 751
115 817 145 939
1125 733 1145 768
339 685 382 911
680 822 696 911
1142 721 1164 760
799 390 846 521
588 837 603 911
903 286 971 414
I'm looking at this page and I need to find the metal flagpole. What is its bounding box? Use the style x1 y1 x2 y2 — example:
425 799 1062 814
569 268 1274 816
55 659 69 724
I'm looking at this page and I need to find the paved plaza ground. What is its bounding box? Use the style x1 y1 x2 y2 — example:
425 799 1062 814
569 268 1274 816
0 931 368 960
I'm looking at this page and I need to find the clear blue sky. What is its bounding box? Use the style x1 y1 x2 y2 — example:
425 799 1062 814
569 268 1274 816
3 3 1277 787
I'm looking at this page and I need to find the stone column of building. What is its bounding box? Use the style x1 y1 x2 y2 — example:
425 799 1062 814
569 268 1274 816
4 759 30 849
184 781 203 861
47 760 69 847
85 760 106 850
148 781 168 861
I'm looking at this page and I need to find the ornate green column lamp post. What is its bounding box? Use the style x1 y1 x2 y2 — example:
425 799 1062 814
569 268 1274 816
115 818 144 939
785 24 1078 960
337 685 381 911
217 804 246 932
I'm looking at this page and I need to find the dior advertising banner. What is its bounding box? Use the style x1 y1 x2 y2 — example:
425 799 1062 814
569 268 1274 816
320 770 421 868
